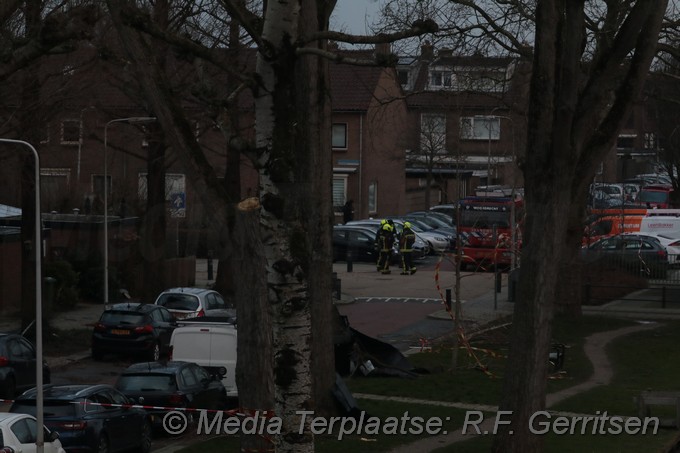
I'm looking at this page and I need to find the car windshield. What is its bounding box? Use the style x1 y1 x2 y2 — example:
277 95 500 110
100 312 146 325
639 191 669 203
117 374 177 392
156 294 199 311
12 401 76 418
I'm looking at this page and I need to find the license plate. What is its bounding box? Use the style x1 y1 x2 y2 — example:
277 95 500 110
111 329 130 335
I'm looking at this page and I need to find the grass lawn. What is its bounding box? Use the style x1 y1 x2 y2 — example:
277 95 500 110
175 316 680 453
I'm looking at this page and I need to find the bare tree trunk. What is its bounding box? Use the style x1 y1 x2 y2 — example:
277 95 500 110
234 203 274 452
255 1 334 450
493 2 667 451
141 128 167 300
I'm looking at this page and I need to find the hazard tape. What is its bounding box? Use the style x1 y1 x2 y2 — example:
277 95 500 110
0 398 274 417
433 253 499 378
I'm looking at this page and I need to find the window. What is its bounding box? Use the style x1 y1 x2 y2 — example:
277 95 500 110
368 181 377 214
92 174 112 199
430 70 452 88
61 120 80 145
397 69 409 86
332 124 347 149
180 367 198 386
11 418 37 444
332 176 347 210
137 173 186 201
420 113 446 153
644 132 656 149
460 116 500 140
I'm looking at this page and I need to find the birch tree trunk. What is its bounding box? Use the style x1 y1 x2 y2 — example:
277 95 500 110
256 0 334 450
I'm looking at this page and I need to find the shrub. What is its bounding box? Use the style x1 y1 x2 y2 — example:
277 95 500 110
44 260 81 310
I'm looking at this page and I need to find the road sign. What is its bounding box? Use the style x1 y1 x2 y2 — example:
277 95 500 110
170 193 186 218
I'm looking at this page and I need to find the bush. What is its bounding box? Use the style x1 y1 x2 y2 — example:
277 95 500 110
44 260 81 310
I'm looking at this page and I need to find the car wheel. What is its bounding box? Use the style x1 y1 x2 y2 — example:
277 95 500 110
136 420 152 453
1 376 15 400
148 342 161 362
97 433 109 453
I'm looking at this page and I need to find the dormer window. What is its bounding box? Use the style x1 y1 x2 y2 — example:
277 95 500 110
430 70 452 88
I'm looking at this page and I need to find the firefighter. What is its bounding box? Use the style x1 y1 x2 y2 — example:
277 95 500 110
375 219 387 271
400 221 417 275
377 222 395 274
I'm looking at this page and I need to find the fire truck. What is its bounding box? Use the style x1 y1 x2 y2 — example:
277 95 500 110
457 195 524 270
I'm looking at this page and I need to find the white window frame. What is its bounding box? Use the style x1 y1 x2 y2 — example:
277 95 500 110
61 119 81 145
332 176 348 214
429 70 452 88
332 123 348 149
368 181 378 214
137 173 186 201
460 116 500 141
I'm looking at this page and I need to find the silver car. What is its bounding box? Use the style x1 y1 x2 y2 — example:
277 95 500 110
154 287 235 320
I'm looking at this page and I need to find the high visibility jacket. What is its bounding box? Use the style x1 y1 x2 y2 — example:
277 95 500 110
400 228 416 252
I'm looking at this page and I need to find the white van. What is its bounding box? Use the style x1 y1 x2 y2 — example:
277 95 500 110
640 213 680 238
169 321 238 397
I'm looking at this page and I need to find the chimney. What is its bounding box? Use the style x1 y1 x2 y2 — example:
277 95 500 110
375 42 391 56
420 41 434 61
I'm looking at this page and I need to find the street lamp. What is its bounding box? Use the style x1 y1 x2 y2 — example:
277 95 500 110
103 117 156 305
0 138 44 452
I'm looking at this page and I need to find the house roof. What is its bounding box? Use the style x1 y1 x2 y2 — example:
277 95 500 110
330 50 390 111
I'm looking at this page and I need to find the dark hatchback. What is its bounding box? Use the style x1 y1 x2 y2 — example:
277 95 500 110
0 333 50 399
10 384 152 453
581 233 669 278
115 361 227 429
91 303 177 362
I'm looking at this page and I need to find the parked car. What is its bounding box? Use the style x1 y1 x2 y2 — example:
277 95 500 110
581 233 669 278
115 361 228 428
347 219 450 254
407 210 454 227
0 412 65 453
10 384 151 453
623 232 680 266
169 320 238 398
154 288 236 320
429 204 457 224
387 217 454 253
91 303 178 361
0 333 50 399
332 224 429 263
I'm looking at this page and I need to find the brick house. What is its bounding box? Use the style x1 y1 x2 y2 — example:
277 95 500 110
396 44 530 208
330 47 409 221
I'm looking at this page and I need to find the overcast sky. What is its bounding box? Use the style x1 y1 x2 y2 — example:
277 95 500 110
331 0 382 35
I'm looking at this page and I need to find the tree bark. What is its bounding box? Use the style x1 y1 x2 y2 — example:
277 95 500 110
493 2 667 452
255 0 334 450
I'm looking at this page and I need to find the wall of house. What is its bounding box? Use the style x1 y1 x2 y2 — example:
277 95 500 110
360 70 408 218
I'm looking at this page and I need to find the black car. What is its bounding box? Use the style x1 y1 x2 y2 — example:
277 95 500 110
581 233 669 278
91 303 178 361
333 225 382 263
0 333 50 399
10 384 152 453
115 361 228 428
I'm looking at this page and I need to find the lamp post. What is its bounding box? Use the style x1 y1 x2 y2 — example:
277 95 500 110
0 138 44 453
103 117 156 305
